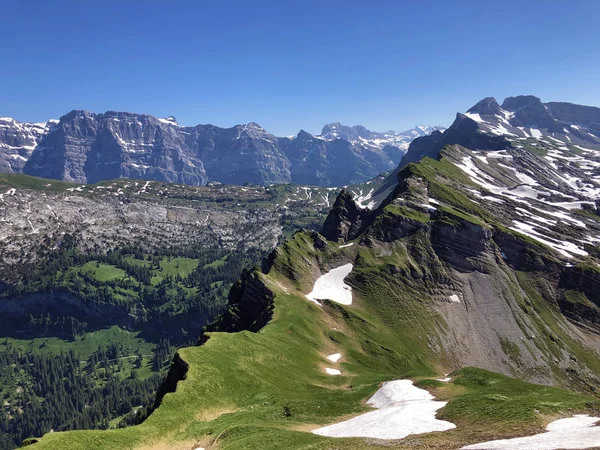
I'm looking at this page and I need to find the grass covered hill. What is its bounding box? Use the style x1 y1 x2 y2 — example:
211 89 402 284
28 147 600 449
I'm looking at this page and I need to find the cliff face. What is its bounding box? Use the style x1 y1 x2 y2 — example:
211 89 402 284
24 111 208 185
2 112 434 187
203 268 275 336
0 117 53 173
321 190 373 242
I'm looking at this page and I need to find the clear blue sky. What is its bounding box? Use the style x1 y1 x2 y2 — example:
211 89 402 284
2 0 599 135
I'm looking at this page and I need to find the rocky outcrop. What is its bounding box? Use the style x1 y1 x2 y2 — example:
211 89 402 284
560 265 600 307
321 190 372 242
151 351 189 411
467 97 502 115
202 268 275 336
431 216 493 272
492 229 561 273
546 102 600 136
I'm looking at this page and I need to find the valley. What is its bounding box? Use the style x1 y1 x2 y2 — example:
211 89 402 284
0 173 390 448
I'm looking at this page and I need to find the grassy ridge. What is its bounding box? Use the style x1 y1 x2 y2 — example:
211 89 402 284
30 232 600 450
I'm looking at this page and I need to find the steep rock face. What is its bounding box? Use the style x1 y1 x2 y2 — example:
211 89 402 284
545 101 600 137
501 95 558 130
467 97 502 115
561 265 600 306
24 111 207 185
321 190 372 242
151 352 189 410
283 130 331 186
559 265 600 330
400 114 513 167
0 117 54 173
492 230 561 272
185 122 291 185
430 218 493 272
203 268 275 335
284 131 400 186
1 111 443 187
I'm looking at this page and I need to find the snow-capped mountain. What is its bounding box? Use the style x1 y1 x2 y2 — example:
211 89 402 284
0 111 442 187
369 95 600 261
463 96 600 149
320 122 445 151
0 117 58 173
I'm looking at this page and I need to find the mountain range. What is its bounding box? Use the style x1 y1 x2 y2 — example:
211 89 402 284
4 95 600 449
0 113 442 187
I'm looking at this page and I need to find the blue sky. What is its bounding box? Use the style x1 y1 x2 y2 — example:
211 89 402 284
2 0 599 135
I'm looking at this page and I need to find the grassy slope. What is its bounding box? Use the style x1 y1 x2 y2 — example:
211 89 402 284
0 173 77 192
31 233 600 450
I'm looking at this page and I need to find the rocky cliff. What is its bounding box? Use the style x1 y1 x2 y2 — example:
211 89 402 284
0 113 443 187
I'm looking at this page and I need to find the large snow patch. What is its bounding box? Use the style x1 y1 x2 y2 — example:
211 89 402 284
462 414 600 449
312 379 456 439
306 264 353 305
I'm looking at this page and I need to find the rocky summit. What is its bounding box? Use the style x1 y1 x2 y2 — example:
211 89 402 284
0 111 443 187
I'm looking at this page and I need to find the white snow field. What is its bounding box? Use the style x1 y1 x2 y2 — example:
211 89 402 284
325 368 341 375
462 415 600 449
305 263 353 305
327 353 342 362
312 380 456 439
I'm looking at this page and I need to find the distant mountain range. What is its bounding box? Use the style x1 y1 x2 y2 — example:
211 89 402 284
0 112 443 187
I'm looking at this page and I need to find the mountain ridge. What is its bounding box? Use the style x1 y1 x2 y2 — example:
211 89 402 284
371 95 600 207
7 94 600 449
0 112 443 188
27 115 600 447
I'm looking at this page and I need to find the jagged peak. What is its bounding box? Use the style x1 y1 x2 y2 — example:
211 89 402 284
321 189 367 242
467 97 501 115
295 129 314 139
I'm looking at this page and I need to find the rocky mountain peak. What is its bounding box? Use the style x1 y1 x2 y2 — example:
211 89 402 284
501 95 544 112
295 129 315 140
321 189 369 242
320 121 342 136
467 97 501 115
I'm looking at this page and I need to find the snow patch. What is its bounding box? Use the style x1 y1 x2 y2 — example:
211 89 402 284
448 294 461 303
306 264 353 306
325 368 341 376
355 188 376 209
529 128 543 139
464 113 484 123
462 414 600 450
312 380 456 440
327 353 342 363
